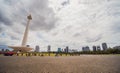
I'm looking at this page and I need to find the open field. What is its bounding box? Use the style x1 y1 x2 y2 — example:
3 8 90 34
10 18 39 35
0 55 120 73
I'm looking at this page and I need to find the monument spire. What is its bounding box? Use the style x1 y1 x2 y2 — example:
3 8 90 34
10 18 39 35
21 14 32 46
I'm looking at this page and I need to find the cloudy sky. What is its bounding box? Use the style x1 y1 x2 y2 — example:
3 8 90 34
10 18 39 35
0 0 120 51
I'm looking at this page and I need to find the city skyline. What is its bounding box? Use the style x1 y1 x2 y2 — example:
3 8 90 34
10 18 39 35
0 0 120 51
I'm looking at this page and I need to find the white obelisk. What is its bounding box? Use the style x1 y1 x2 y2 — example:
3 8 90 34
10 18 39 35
21 14 32 46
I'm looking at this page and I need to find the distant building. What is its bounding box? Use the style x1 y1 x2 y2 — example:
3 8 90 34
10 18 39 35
82 46 90 51
57 48 62 52
1 49 4 52
102 43 108 51
62 49 64 52
47 45 51 52
71 49 78 52
64 46 69 53
113 46 120 50
35 45 40 52
93 46 97 52
64 48 66 52
66 46 69 53
0 45 13 51
97 46 101 51
82 47 85 51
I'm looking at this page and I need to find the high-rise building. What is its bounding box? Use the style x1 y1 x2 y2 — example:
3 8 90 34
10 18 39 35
57 48 61 52
64 48 66 52
97 46 101 51
64 46 69 53
82 46 90 51
35 45 40 52
47 45 51 52
82 47 85 51
102 43 108 51
66 46 69 53
62 49 64 52
93 46 97 51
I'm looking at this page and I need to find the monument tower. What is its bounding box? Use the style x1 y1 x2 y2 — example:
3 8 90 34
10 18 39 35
9 14 33 52
22 14 32 46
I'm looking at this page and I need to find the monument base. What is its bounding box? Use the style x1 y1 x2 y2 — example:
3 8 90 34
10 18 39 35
8 46 33 52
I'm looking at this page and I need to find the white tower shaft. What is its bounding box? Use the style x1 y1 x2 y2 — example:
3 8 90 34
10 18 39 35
21 15 32 46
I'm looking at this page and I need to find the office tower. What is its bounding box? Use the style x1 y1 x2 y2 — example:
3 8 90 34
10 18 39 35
35 45 40 52
82 46 90 51
64 46 69 53
86 46 90 51
64 48 66 52
58 48 61 52
66 46 69 53
82 47 85 51
102 43 108 51
97 46 101 51
62 49 64 52
47 45 51 52
93 46 97 51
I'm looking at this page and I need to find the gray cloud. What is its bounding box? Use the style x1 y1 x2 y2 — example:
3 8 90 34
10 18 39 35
86 34 102 43
73 33 82 37
0 0 57 32
0 11 12 26
31 14 57 31
29 0 57 31
0 26 4 32
111 21 120 33
0 0 57 45
0 0 120 49
61 0 70 6
10 36 20 40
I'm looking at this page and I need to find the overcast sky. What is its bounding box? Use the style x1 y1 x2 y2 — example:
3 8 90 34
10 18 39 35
0 0 120 51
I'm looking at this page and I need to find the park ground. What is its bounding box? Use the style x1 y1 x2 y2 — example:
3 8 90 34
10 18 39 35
0 55 120 73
